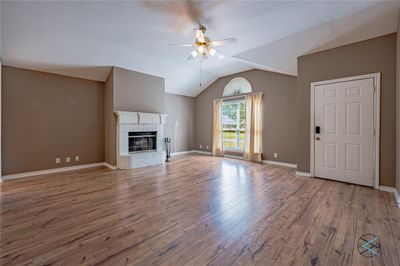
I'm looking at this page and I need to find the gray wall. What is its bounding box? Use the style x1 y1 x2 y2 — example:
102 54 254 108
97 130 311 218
194 69 297 164
165 93 194 153
104 67 166 165
297 33 396 187
2 66 105 175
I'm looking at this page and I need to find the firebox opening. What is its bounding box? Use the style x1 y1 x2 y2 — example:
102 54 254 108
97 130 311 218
128 131 157 153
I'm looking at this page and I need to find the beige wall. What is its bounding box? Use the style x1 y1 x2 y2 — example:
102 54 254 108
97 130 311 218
104 69 115 165
2 66 105 175
104 67 166 165
0 60 2 176
194 69 297 164
113 67 165 113
396 20 400 194
2 65 185 171
165 93 194 153
297 33 396 187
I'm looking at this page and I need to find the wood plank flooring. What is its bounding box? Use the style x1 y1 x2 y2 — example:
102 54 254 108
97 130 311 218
1 154 400 265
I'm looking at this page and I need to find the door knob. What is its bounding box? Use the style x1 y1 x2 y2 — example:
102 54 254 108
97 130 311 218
315 137 320 140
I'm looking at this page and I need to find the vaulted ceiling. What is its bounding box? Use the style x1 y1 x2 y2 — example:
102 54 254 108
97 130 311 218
1 1 399 96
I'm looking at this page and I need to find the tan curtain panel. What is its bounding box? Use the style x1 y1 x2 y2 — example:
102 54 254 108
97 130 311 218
212 99 224 157
244 93 263 162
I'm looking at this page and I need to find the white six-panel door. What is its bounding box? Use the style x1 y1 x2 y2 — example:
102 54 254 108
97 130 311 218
313 78 375 187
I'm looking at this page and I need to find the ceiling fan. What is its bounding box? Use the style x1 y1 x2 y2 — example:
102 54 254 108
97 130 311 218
169 25 237 60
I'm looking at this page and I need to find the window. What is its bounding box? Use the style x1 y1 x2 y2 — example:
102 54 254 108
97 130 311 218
222 77 252 97
222 100 245 152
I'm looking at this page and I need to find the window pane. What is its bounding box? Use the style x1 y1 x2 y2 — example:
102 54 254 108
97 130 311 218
240 102 245 129
222 100 245 151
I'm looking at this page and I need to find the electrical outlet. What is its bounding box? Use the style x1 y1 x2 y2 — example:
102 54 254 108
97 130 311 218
55 158 61 164
274 153 278 158
66 157 71 163
206 146 209 150
199 144 202 149
75 156 79 162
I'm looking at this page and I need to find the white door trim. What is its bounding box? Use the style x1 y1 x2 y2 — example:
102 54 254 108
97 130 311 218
310 73 381 189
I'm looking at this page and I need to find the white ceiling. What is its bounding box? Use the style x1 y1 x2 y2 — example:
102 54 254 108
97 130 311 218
1 1 399 97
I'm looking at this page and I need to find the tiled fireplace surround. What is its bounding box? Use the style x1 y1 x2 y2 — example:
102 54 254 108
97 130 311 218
115 111 167 169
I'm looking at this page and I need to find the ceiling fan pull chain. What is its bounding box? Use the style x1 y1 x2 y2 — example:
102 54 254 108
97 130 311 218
199 60 202 89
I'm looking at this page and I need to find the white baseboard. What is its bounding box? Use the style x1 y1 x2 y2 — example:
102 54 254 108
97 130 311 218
1 162 107 181
103 162 118 170
379 186 400 205
171 150 213 156
177 151 297 169
379 186 397 193
295 171 312 177
262 160 297 168
1 162 120 181
0 150 215 181
171 150 196 156
192 150 213 155
396 190 400 205
223 154 244 160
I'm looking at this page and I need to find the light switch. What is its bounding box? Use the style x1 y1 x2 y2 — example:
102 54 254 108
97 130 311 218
66 157 71 163
56 158 61 164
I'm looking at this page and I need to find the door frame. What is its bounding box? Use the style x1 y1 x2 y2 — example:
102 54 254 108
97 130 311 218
310 73 381 189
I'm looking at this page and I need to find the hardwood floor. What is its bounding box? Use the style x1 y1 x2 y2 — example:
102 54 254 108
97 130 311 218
1 154 399 266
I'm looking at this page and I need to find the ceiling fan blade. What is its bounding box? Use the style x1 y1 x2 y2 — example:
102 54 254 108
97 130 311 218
187 54 195 60
211 38 237 46
195 29 205 43
214 49 225 59
168 43 195 47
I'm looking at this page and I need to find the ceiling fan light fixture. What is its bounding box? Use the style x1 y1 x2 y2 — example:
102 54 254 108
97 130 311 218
208 47 216 56
169 25 235 61
197 45 205 54
191 50 198 58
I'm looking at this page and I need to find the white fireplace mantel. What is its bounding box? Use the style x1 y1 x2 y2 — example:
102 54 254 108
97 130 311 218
115 111 167 125
114 111 167 169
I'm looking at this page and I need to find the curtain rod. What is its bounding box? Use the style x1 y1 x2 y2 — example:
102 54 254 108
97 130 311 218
219 92 263 101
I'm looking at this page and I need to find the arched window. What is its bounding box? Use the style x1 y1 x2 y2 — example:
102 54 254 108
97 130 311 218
222 77 252 97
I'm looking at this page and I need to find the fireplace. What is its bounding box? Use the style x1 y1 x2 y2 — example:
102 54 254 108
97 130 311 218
115 111 166 169
128 131 157 153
